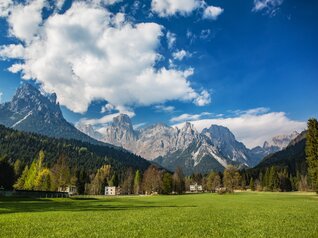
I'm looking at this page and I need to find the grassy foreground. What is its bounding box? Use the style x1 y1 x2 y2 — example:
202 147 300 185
0 192 317 238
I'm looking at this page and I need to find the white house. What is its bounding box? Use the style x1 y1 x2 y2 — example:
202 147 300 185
189 183 203 193
105 186 121 196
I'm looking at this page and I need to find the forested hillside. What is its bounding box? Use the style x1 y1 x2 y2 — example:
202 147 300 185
0 125 150 172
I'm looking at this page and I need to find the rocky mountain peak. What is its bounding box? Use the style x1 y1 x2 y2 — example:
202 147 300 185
9 83 62 118
263 131 300 150
203 125 236 143
113 113 133 130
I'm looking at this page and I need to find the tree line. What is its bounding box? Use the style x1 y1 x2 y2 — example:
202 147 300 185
1 118 318 194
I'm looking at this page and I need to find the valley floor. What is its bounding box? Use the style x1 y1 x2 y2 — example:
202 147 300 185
0 192 317 238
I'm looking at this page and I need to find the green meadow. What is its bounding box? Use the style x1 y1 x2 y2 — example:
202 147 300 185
0 192 317 238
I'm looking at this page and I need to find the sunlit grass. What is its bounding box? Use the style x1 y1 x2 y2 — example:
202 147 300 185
0 192 317 237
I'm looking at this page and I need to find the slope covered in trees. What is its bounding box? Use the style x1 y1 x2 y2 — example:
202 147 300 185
252 131 307 176
0 125 150 173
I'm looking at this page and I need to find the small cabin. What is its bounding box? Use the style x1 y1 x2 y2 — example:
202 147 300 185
189 183 203 193
105 186 121 196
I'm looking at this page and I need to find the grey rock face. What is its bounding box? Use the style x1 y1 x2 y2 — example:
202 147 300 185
0 83 101 144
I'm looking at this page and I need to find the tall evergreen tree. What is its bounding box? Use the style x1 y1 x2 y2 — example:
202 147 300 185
133 170 141 194
0 157 15 190
162 172 173 194
306 118 318 192
250 178 255 191
172 167 185 194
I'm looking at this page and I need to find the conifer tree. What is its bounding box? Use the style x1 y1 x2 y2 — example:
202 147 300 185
14 165 29 190
250 178 255 191
162 172 173 194
306 118 318 192
133 170 141 194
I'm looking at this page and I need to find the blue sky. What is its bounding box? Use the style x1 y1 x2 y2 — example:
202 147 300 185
0 0 317 147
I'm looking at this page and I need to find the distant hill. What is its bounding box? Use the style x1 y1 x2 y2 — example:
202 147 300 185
0 125 150 172
251 131 307 175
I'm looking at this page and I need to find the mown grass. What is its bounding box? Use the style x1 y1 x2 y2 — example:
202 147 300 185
0 192 317 238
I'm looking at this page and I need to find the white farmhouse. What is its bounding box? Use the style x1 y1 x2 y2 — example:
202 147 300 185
189 183 203 193
105 186 121 196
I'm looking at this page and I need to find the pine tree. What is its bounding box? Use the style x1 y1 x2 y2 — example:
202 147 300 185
14 165 29 190
162 172 172 194
306 118 318 192
250 178 255 191
172 167 185 194
133 170 141 194
0 157 15 190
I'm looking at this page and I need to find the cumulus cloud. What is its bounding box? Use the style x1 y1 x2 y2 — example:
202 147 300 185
253 0 283 15
101 103 115 113
170 112 212 123
194 90 211 106
7 0 45 43
151 0 201 17
203 6 224 20
172 49 191 61
173 108 306 148
0 44 25 59
0 1 210 113
154 104 175 113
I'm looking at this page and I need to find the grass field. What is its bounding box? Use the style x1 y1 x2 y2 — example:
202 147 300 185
0 192 317 238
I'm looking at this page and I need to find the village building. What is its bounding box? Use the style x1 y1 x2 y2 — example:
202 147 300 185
189 183 203 193
105 186 121 196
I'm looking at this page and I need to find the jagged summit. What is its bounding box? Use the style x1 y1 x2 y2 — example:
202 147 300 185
0 83 103 144
8 83 62 119
112 113 133 130
263 131 299 150
78 113 267 174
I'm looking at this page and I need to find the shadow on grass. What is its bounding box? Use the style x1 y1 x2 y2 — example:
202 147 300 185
0 197 196 214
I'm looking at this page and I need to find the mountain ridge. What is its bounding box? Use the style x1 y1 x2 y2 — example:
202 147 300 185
78 113 299 174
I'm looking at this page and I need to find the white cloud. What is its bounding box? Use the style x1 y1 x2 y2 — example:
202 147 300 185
0 44 25 59
173 109 306 148
172 49 191 61
252 0 283 15
80 106 135 126
7 0 45 43
101 0 123 5
200 29 211 39
170 112 212 123
101 103 115 113
194 90 211 106
0 0 12 17
166 31 176 49
0 1 209 113
54 0 65 10
133 122 147 129
203 6 223 20
0 92 3 103
151 0 201 17
154 104 175 113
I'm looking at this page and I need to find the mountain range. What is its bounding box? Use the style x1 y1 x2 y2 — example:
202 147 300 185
0 83 300 174
77 114 299 174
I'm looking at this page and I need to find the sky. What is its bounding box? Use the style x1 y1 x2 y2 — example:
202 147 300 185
0 0 317 148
